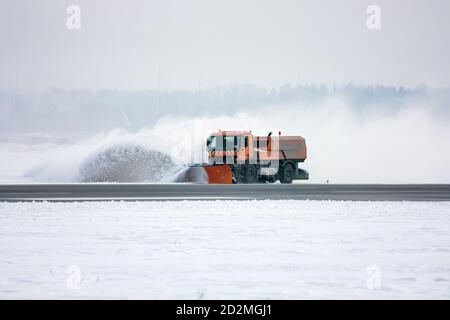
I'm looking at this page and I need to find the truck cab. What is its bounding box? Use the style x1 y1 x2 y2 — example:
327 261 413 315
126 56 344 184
206 130 252 164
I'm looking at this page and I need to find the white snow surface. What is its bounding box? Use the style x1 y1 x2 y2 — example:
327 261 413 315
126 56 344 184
1 200 450 299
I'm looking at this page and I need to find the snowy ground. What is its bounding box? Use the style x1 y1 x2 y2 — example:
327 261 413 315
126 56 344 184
1 200 450 299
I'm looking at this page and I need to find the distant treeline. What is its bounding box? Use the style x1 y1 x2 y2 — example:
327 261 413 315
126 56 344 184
0 84 449 135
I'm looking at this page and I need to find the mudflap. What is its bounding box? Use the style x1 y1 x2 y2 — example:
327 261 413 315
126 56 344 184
188 163 233 184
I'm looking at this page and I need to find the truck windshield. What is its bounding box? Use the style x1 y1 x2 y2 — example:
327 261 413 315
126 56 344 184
207 136 242 151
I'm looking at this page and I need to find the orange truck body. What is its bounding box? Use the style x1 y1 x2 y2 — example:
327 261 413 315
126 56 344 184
199 130 309 184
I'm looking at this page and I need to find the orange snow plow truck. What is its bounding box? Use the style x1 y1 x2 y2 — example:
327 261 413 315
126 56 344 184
189 130 309 184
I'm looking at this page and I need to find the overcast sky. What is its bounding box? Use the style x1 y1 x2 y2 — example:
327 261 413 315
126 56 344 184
1 0 449 91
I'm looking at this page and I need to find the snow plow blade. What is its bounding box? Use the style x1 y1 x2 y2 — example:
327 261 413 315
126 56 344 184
187 163 233 184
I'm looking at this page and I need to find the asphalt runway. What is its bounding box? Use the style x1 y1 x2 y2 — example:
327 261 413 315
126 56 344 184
0 184 449 202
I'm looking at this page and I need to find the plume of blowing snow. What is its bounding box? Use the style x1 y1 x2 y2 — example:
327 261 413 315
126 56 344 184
5 96 450 183
80 145 174 183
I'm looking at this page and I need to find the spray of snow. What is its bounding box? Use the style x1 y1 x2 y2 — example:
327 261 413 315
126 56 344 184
23 128 182 183
161 166 209 184
80 144 174 183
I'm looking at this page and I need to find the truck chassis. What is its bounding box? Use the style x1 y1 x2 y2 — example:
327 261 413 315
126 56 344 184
230 161 309 184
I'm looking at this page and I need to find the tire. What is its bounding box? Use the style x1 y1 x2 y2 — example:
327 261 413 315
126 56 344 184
232 166 243 184
232 165 257 183
243 165 257 183
280 163 294 184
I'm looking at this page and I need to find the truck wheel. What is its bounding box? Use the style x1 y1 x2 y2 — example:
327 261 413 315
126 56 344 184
232 166 243 184
280 163 294 184
244 165 257 183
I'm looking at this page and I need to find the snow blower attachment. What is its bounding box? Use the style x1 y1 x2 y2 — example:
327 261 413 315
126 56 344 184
188 130 309 184
187 163 234 184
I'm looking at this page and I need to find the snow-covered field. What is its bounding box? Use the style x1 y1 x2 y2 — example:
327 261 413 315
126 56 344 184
1 200 450 299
